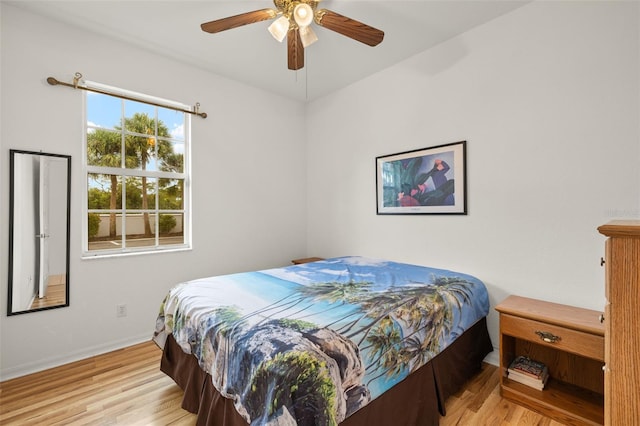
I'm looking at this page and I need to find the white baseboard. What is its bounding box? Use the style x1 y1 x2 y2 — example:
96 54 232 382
0 333 153 382
483 347 499 366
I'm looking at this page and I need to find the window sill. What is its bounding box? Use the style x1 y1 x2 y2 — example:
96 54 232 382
81 245 192 260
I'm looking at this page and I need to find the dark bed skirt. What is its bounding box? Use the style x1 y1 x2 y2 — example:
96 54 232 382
160 317 493 426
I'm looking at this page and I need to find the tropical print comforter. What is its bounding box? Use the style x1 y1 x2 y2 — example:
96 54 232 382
153 256 489 426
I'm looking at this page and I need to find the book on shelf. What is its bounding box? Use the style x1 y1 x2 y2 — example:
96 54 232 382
508 369 549 390
507 356 549 390
508 356 547 378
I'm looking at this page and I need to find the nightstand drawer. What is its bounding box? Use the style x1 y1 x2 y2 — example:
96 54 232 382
291 257 324 265
501 313 604 362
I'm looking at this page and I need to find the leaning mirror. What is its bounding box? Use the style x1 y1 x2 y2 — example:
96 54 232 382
8 149 71 315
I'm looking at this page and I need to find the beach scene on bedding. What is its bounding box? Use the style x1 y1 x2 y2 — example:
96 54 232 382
153 256 489 426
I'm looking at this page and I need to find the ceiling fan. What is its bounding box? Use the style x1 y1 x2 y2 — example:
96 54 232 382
201 0 384 70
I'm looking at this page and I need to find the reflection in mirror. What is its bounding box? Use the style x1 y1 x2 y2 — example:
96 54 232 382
8 150 71 315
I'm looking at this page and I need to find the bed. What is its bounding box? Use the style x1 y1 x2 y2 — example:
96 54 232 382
153 256 493 426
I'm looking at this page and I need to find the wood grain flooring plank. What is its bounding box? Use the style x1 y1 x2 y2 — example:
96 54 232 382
1 341 564 425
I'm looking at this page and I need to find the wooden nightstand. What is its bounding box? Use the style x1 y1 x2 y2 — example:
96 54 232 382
291 257 324 265
495 295 605 425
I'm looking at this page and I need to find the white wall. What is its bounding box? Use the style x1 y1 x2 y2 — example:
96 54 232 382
0 4 308 380
306 1 640 356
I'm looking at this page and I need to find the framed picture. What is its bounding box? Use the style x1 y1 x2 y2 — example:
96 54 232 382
376 141 467 215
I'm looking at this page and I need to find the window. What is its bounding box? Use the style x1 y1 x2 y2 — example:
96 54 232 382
83 82 190 257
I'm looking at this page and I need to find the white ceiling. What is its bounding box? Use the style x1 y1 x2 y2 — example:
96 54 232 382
7 0 530 102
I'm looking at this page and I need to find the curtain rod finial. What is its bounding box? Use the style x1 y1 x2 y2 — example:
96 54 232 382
194 102 207 118
47 77 59 85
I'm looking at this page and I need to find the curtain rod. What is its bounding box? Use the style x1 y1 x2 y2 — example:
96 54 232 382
46 72 207 119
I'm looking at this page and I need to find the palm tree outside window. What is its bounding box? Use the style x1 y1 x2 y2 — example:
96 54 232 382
84 84 190 257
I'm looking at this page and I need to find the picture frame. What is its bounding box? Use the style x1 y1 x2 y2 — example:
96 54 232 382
376 141 467 215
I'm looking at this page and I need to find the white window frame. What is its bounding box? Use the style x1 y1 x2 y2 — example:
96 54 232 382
81 81 192 258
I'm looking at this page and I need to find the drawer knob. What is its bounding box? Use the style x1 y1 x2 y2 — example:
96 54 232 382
535 330 561 344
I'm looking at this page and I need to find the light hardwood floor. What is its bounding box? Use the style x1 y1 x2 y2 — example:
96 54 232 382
29 276 66 310
0 341 563 425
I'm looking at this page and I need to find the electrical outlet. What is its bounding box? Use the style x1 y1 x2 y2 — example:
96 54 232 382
116 304 127 318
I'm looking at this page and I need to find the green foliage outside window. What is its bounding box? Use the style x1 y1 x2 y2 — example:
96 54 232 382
158 214 177 234
88 213 101 238
85 89 189 253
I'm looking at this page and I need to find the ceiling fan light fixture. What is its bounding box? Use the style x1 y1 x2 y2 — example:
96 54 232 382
299 25 318 48
293 3 313 28
268 15 290 42
201 0 384 71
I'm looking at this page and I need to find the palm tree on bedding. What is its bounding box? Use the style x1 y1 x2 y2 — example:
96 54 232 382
268 276 476 384
201 275 476 387
361 276 474 384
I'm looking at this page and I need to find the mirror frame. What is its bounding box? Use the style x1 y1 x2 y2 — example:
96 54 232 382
7 149 71 316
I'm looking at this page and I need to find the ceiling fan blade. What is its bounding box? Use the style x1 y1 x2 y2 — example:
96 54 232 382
287 27 304 70
315 9 384 46
201 9 277 34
